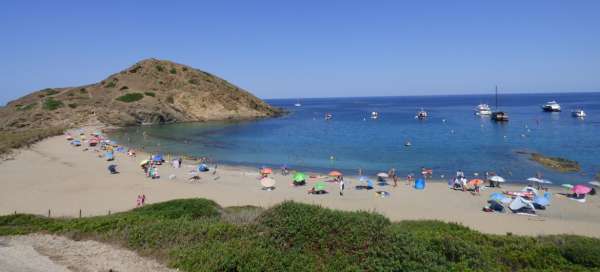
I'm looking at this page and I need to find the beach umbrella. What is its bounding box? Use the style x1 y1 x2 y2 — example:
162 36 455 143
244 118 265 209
139 159 149 166
489 192 511 204
314 181 326 191
468 179 484 186
261 167 273 174
561 184 574 189
377 172 389 178
328 170 343 177
572 184 592 195
538 179 552 184
588 181 600 187
260 177 276 188
489 176 505 183
533 195 551 207
359 176 368 182
293 172 306 182
527 177 542 183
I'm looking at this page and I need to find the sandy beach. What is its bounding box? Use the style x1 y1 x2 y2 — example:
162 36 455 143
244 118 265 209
1 127 599 237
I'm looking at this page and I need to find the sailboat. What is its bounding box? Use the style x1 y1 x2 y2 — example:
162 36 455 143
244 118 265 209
491 86 509 122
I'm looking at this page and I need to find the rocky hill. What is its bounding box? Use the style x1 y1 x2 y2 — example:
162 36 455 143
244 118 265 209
0 59 282 130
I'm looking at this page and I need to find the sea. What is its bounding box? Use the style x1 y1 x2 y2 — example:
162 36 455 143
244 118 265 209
108 92 600 184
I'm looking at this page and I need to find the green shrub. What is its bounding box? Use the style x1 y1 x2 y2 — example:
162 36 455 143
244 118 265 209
67 93 75 97
170 67 177 74
116 93 144 103
16 103 36 111
42 98 64 110
67 103 77 109
120 86 129 91
156 65 165 72
144 92 155 97
105 81 116 88
0 126 65 154
2 199 599 271
43 88 59 96
166 96 174 104
79 88 87 93
188 78 200 85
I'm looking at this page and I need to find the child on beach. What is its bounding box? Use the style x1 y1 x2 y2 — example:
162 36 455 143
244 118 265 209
407 174 414 187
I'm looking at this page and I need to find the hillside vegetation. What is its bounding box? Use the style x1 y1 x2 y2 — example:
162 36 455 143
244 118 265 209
0 59 282 131
1 199 599 271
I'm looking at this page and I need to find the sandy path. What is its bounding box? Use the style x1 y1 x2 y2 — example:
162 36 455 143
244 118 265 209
0 234 175 272
1 127 599 237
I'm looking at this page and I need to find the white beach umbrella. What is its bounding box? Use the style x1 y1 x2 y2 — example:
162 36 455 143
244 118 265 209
489 176 505 183
538 179 552 184
260 177 276 188
588 181 600 187
527 177 542 183
561 184 574 189
377 173 389 178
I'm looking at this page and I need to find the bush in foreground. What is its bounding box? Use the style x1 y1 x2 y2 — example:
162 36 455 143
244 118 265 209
1 199 599 271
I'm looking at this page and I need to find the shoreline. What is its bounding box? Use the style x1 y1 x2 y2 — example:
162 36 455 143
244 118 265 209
1 126 599 237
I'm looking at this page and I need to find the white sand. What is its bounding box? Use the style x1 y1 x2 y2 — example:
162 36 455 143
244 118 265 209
1 127 600 237
0 234 175 272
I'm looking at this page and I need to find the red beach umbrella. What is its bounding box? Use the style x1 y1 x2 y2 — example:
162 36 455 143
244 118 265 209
329 170 343 177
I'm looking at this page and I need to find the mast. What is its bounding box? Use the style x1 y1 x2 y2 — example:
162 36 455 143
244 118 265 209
495 85 498 110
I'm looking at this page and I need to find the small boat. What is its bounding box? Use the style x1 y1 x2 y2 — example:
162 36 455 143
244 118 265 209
491 86 509 122
324 113 333 120
572 109 586 118
491 111 509 122
542 101 561 112
475 104 492 116
294 99 302 107
415 108 428 119
370 111 379 119
404 141 412 147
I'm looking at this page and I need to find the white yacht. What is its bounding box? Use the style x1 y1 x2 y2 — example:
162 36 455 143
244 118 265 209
572 109 586 118
542 101 561 112
415 108 428 119
294 99 301 107
370 111 379 119
475 104 492 116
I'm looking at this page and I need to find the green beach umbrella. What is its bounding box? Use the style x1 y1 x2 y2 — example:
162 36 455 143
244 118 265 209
314 181 326 191
293 172 307 182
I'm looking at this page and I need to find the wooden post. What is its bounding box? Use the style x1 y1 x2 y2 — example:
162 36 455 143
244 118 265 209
108 210 111 215
48 209 51 218
79 209 82 218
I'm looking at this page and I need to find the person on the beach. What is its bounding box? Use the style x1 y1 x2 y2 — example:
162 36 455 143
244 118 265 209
141 194 146 205
389 168 397 187
136 195 142 207
358 168 363 177
339 177 345 196
456 169 464 179
407 174 414 187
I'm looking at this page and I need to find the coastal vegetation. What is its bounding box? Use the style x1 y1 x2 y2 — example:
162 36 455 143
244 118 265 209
530 153 581 172
0 126 65 155
1 198 599 271
116 92 144 103
42 97 64 111
144 91 156 97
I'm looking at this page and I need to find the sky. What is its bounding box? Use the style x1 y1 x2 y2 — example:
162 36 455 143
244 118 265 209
1 0 599 104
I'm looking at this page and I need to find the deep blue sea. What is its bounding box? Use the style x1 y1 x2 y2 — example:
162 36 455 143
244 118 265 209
109 92 600 184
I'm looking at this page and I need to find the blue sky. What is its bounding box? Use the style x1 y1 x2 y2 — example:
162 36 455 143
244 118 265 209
1 1 599 104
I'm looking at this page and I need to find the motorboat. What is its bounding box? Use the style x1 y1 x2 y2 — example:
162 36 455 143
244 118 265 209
572 109 586 118
542 101 561 112
324 113 333 120
294 99 301 107
491 111 509 122
415 108 428 119
491 86 509 122
475 104 492 116
370 111 379 119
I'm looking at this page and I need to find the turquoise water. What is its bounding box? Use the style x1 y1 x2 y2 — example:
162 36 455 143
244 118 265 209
109 93 600 184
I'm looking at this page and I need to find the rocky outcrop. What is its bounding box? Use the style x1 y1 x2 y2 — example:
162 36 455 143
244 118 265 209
0 59 282 130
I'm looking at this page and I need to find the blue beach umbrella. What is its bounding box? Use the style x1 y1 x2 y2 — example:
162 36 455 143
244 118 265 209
533 195 550 207
489 192 511 204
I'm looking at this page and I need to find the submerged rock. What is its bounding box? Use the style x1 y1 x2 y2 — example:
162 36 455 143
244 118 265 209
530 153 581 173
